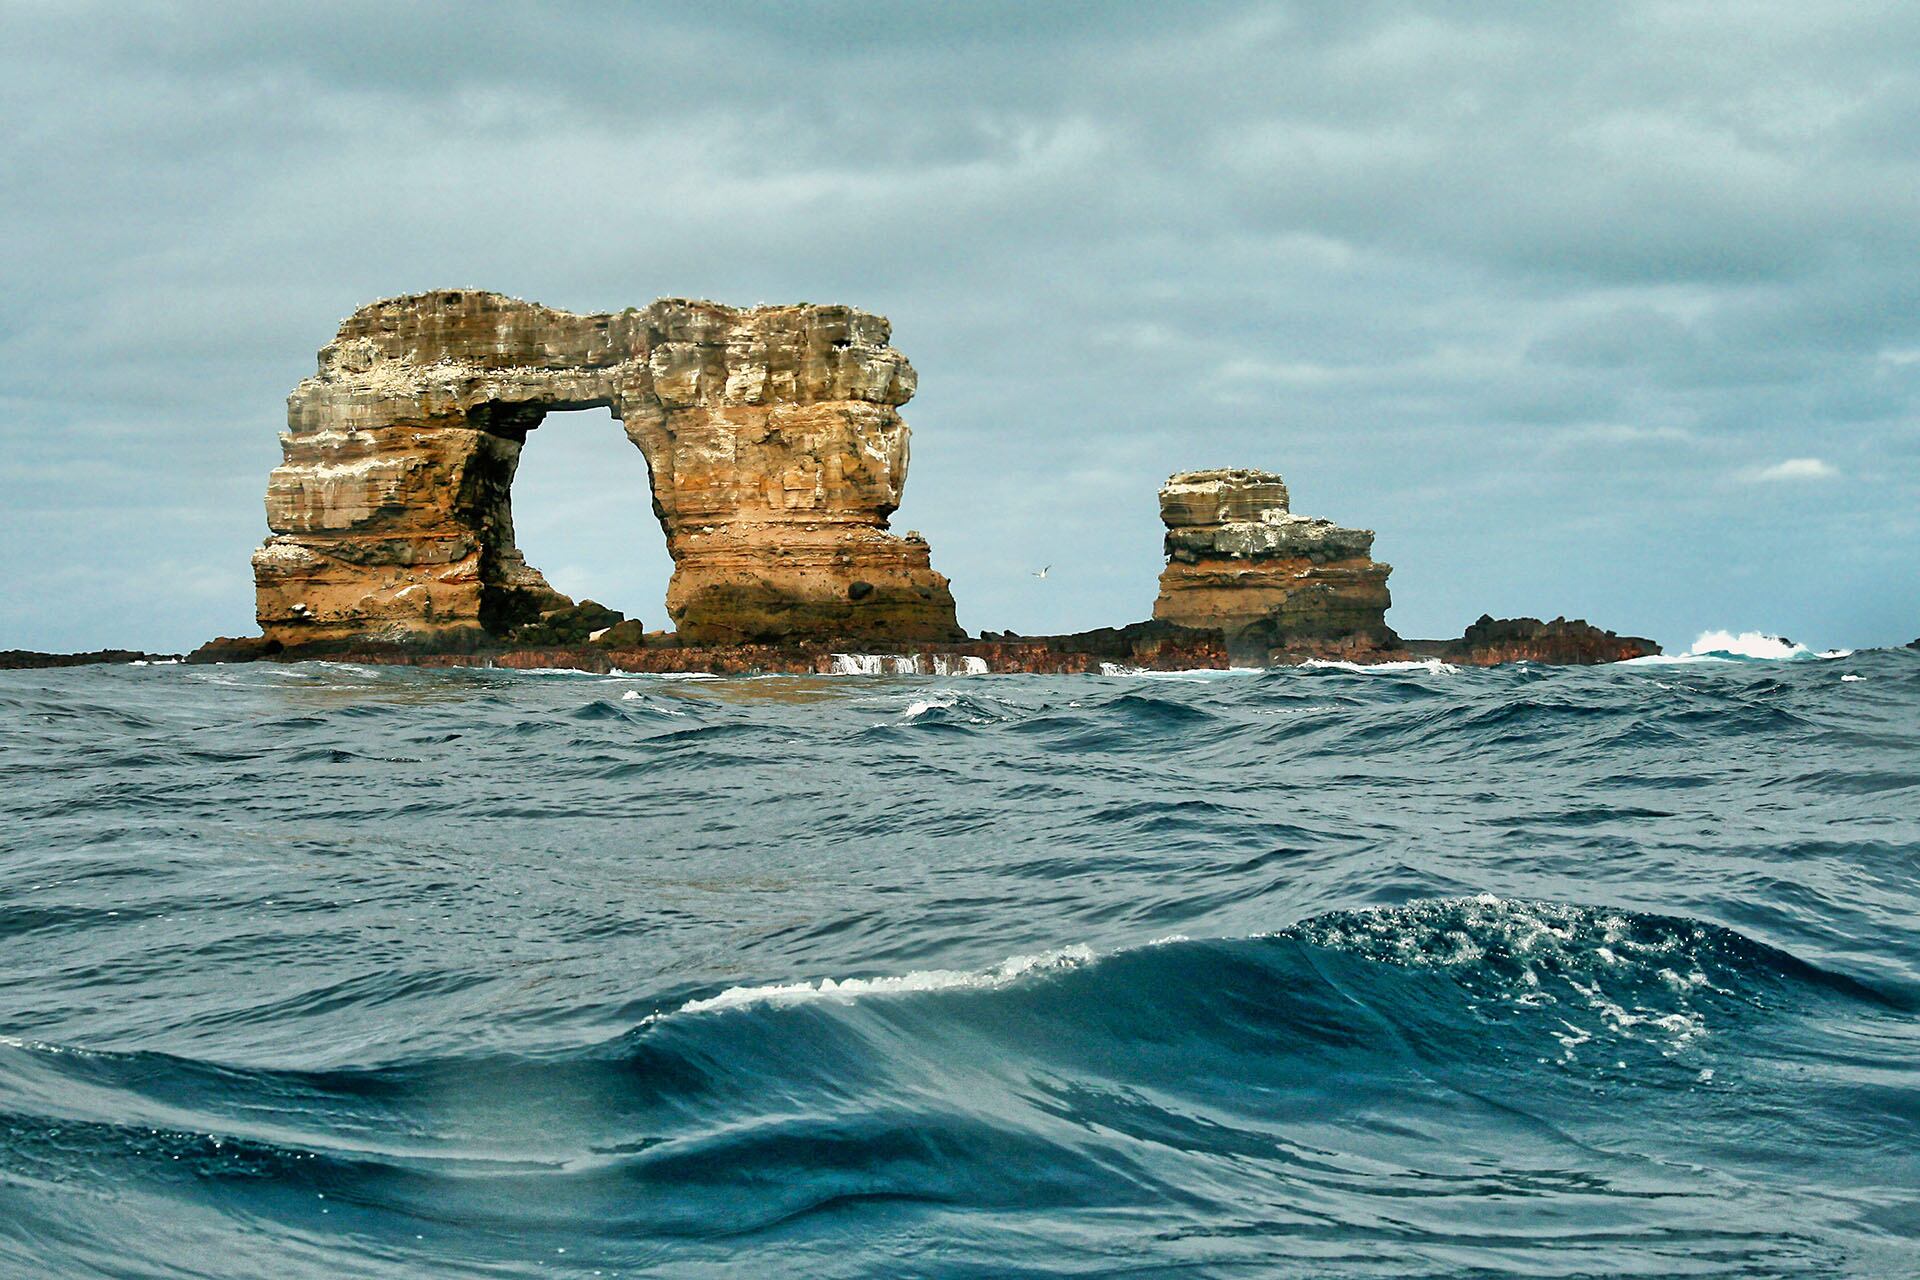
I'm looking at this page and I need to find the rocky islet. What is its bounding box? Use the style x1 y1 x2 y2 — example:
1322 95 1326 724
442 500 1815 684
11 290 1667 671
1151 468 1396 662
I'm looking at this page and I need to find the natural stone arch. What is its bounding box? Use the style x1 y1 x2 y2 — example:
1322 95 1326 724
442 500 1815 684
255 291 962 650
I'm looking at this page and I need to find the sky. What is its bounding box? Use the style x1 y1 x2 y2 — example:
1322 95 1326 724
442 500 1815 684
3 1 1917 653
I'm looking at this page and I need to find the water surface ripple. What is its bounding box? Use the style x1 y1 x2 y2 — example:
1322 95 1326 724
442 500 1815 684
2 653 1918 1277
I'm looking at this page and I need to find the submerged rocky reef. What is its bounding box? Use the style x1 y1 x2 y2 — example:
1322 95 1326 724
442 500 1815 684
176 290 1658 672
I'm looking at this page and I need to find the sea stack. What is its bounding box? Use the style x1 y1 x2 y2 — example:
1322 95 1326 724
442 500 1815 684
253 291 962 652
1151 468 1394 658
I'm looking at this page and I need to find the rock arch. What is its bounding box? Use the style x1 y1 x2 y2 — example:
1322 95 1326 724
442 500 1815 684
255 291 963 650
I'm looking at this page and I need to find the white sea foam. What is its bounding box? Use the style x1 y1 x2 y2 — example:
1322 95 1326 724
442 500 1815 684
674 945 1097 1016
1097 664 1266 679
829 653 987 676
829 653 918 675
1621 653 1727 666
1298 657 1457 675
1692 630 1810 660
1284 895 1718 1061
1624 629 1852 665
615 689 688 714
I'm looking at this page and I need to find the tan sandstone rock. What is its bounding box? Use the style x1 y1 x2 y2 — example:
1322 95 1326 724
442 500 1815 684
254 291 962 650
1151 468 1394 651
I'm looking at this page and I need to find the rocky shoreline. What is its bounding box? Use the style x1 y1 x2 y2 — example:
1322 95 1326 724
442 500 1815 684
0 649 182 670
1 614 1657 674
165 613 1649 675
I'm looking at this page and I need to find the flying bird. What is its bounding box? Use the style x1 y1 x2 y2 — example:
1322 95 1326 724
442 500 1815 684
1032 565 1051 579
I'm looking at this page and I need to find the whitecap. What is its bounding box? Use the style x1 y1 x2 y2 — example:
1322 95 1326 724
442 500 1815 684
1282 896 1720 1059
1298 657 1457 675
674 945 1097 1016
616 689 688 714
1682 630 1851 662
1097 664 1266 679
829 653 921 675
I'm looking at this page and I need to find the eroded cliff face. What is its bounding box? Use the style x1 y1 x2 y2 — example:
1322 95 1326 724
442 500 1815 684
1151 468 1394 657
255 291 961 650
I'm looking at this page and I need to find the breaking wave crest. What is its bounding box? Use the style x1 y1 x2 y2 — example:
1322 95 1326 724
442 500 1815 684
1645 628 1856 662
3 895 1898 1278
675 944 1096 1013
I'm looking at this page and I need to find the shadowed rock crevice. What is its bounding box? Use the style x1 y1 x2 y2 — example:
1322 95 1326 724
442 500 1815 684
254 291 962 651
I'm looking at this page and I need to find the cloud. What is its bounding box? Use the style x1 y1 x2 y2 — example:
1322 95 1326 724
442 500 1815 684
1741 457 1841 483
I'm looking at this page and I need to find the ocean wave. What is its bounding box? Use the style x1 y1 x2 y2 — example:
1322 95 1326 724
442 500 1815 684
616 689 689 714
894 691 1027 725
658 897 1875 1045
0 896 1906 1275
6 660 1917 1276
1628 629 1855 664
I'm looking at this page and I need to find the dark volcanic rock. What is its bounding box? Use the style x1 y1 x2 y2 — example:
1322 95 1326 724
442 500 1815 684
977 621 1230 671
507 599 625 647
590 618 649 647
1411 615 1659 665
0 649 181 670
172 613 1654 675
186 636 284 664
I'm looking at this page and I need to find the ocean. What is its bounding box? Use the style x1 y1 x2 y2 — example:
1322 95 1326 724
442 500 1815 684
2 642 1917 1278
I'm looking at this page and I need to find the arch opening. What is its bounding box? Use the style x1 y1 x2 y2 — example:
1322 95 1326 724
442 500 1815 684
477 404 669 644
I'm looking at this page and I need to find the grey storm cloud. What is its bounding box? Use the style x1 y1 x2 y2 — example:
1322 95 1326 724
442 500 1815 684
2 0 1916 651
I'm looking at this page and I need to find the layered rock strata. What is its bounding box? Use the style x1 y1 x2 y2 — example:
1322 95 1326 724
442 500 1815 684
1152 468 1393 658
254 290 961 651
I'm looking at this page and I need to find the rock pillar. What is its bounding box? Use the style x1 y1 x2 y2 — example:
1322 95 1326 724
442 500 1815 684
1151 468 1393 648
